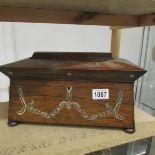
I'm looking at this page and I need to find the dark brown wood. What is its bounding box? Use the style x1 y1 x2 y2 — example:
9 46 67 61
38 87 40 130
124 128 136 134
0 52 146 82
8 120 19 127
139 14 155 26
32 52 112 61
9 80 135 129
0 52 146 133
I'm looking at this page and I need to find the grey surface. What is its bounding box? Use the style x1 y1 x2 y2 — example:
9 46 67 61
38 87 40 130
87 137 154 155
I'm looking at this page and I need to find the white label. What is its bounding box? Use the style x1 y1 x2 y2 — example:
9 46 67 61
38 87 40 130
92 89 109 100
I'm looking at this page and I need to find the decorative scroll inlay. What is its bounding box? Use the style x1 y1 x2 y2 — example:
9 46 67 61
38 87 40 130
17 86 124 121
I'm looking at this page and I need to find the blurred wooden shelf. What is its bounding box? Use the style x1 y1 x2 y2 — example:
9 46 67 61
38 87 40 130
0 0 155 26
0 102 155 155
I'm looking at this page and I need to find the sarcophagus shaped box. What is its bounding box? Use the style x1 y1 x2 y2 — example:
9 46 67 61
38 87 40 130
0 52 146 133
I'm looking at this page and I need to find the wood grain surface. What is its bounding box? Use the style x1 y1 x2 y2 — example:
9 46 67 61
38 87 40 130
0 52 146 132
0 52 146 82
0 6 139 26
0 0 155 26
8 80 135 129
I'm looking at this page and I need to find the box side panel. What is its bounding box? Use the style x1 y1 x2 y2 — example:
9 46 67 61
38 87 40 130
8 80 135 129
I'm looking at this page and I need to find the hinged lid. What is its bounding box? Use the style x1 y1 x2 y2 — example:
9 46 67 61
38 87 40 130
0 52 146 82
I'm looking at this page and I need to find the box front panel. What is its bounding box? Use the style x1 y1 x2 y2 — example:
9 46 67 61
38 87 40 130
9 80 135 128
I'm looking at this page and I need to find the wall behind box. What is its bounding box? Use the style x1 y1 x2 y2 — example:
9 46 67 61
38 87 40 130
0 23 143 102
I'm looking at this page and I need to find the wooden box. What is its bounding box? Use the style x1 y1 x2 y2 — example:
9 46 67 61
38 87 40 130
0 52 146 133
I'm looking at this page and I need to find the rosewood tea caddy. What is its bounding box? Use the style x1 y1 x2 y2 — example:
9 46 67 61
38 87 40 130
0 52 146 133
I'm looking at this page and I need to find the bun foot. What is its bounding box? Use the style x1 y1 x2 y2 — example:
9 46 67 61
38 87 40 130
124 128 135 134
8 120 18 127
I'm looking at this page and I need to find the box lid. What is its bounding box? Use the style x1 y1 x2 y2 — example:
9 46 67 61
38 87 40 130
0 52 146 82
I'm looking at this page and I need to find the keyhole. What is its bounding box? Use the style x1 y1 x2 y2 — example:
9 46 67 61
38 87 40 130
67 86 72 100
67 86 72 91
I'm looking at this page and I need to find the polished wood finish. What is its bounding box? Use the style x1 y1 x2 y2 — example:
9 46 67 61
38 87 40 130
9 80 135 129
0 52 146 133
32 52 112 61
0 52 146 82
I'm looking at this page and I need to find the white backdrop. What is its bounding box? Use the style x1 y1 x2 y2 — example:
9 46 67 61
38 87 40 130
0 22 143 102
139 27 155 109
